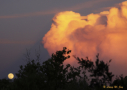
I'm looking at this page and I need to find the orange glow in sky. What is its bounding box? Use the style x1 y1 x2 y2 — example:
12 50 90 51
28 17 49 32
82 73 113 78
42 1 127 76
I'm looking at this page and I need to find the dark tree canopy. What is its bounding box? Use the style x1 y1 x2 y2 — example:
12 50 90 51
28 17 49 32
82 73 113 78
0 47 127 90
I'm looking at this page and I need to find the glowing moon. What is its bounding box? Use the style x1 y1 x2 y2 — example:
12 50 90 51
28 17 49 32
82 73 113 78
8 73 14 79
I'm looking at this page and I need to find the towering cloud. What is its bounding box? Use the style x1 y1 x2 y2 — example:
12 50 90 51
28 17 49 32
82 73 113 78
42 1 127 76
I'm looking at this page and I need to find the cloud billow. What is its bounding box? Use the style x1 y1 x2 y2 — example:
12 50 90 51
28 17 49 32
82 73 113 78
42 1 127 73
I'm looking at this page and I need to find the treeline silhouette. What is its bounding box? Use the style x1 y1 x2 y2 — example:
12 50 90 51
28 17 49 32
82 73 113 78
0 47 127 90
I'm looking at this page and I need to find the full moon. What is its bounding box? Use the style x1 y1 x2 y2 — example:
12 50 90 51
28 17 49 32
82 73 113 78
8 73 14 79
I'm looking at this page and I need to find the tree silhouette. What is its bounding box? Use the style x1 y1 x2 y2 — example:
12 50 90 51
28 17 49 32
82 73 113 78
1 47 127 90
0 78 12 90
40 47 72 90
5 47 81 90
74 53 115 90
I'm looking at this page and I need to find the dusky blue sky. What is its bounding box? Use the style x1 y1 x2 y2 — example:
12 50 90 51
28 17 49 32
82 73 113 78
0 0 126 79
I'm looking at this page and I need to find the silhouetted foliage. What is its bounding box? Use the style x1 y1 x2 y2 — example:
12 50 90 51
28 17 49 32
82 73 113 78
2 47 82 90
40 47 77 90
74 53 118 90
1 47 127 90
110 74 127 90
0 78 12 90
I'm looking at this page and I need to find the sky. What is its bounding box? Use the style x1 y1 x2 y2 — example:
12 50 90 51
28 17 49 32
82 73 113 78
0 0 126 79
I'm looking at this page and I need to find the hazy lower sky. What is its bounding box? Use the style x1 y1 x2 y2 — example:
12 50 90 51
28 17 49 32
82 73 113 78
0 0 126 79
